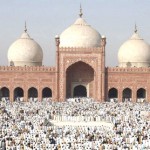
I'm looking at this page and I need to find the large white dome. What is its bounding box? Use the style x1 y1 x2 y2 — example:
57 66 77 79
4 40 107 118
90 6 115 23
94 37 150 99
118 31 150 67
8 30 43 66
59 17 101 48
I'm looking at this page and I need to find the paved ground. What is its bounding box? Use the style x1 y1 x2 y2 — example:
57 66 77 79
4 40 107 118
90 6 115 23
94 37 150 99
51 120 113 128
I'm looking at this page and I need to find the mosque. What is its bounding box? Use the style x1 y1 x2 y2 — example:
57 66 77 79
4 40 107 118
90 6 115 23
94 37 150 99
0 7 150 102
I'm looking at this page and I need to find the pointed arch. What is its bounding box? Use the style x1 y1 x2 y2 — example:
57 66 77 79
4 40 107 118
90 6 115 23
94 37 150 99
122 88 132 102
66 60 95 73
73 85 87 97
137 88 146 102
66 61 94 98
108 88 118 102
28 87 38 99
42 87 52 98
0 87 10 100
14 87 24 101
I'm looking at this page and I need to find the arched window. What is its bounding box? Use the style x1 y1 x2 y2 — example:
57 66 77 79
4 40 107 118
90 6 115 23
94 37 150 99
28 87 38 98
108 88 118 102
123 88 132 102
137 88 146 102
1 87 10 99
108 88 118 98
42 87 52 98
14 87 24 101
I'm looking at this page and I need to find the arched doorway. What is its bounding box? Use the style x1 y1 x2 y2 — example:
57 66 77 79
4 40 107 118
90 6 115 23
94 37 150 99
73 85 87 97
123 88 132 102
0 87 9 100
108 88 118 102
42 87 52 98
66 61 94 98
28 87 38 101
14 87 24 101
137 88 146 102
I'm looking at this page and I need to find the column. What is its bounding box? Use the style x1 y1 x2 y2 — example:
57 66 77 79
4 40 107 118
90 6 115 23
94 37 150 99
38 88 42 101
132 88 137 102
118 88 122 102
24 89 28 102
10 88 14 102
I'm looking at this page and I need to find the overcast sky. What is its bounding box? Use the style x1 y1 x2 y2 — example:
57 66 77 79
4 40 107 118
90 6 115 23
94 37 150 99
0 0 150 67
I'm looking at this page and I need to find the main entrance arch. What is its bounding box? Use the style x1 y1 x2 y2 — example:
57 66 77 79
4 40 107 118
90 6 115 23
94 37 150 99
73 85 87 97
66 61 94 98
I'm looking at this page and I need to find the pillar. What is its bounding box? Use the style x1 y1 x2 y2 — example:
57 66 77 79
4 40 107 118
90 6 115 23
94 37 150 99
146 87 150 102
10 88 13 102
118 88 122 102
24 90 28 102
132 88 137 102
38 88 42 101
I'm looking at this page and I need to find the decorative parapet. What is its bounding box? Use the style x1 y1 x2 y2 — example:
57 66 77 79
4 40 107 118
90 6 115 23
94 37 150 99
0 66 56 72
59 47 102 52
106 67 150 73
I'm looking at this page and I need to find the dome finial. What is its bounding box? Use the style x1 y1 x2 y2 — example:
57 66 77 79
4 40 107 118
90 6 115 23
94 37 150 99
79 4 83 18
24 21 27 33
134 23 137 33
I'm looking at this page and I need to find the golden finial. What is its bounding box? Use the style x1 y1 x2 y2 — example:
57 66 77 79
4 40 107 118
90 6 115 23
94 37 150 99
79 4 83 18
134 23 137 33
24 21 27 33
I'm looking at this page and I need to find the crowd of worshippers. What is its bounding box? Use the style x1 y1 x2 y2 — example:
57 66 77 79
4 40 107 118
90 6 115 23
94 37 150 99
0 98 150 150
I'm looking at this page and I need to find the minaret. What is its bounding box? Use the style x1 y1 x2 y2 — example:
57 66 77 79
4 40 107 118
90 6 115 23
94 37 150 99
55 35 60 101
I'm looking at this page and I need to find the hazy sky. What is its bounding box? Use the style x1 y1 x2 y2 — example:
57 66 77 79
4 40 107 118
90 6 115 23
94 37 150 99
0 0 150 67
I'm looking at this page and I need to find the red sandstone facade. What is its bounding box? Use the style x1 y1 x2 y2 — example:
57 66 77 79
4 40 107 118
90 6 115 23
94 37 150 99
0 37 149 102
106 67 150 102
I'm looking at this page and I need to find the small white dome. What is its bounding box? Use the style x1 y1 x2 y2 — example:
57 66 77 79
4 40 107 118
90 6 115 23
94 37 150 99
118 31 150 67
60 17 101 48
8 31 43 66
